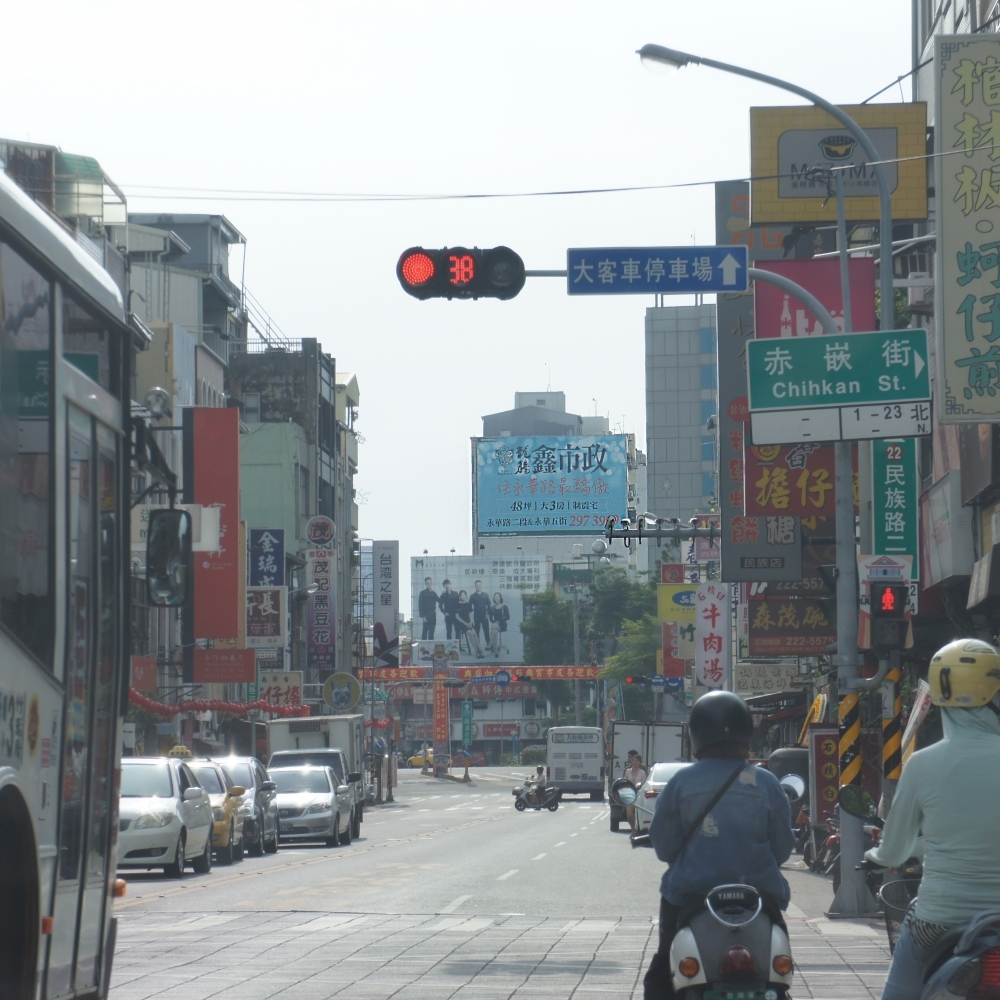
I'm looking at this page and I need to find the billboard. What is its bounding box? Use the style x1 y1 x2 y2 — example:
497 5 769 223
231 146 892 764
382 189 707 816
193 648 255 684
748 598 836 656
750 102 928 224
411 555 542 664
714 181 803 582
259 671 302 709
743 443 856 518
695 582 729 689
372 541 399 668
474 435 628 536
935 37 1000 421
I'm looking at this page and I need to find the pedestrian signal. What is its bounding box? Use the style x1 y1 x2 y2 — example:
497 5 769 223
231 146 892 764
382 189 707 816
871 582 907 618
396 246 526 300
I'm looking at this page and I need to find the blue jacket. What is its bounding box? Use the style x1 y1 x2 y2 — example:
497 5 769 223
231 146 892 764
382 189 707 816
649 758 794 908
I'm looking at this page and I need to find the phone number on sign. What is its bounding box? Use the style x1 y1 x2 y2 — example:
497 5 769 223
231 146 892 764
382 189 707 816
749 635 833 653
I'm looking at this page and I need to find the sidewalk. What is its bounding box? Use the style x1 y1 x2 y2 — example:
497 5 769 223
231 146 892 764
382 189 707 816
110 905 891 999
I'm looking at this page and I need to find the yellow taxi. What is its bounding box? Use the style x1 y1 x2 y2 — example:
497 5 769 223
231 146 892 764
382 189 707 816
188 758 246 864
407 748 433 768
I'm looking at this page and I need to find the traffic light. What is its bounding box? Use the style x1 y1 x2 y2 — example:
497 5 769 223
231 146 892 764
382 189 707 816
870 581 908 649
396 246 526 300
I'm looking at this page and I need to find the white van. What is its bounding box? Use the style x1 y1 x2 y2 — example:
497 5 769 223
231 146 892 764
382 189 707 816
546 726 605 800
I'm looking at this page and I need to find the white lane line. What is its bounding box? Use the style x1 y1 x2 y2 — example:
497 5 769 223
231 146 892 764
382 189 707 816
531 853 547 861
439 894 473 914
418 809 430 812
570 833 578 837
554 841 566 847
496 869 519 881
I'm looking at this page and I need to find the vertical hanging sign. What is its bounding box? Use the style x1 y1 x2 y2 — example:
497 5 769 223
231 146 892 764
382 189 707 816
695 582 730 690
305 516 336 674
249 529 285 587
372 540 399 668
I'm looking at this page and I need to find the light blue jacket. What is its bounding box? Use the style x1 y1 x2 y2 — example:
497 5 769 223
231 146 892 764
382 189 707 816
649 758 794 908
866 704 1000 925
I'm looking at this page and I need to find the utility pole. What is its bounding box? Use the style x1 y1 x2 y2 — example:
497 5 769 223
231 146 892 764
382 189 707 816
572 579 582 725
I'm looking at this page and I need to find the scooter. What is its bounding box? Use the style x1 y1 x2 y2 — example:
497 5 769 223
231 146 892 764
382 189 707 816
669 883 795 999
512 778 560 812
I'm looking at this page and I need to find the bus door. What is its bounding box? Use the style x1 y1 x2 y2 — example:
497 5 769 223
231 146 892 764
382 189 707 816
47 298 124 999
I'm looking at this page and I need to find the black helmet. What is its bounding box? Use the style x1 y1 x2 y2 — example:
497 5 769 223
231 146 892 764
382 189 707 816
689 690 753 757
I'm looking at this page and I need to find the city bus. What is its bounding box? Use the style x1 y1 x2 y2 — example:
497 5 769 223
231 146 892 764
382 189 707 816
0 171 186 1000
545 726 605 800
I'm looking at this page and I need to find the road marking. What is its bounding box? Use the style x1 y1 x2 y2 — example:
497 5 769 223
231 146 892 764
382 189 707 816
439 894 472 914
570 833 578 837
169 915 238 931
531 853 546 861
554 841 566 847
298 915 368 932
496 869 519 881
427 917 493 932
418 809 430 812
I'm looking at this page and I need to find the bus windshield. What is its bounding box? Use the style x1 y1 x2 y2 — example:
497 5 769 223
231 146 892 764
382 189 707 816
120 764 173 798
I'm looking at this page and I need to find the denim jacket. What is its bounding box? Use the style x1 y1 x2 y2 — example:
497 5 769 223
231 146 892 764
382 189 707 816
648 758 794 908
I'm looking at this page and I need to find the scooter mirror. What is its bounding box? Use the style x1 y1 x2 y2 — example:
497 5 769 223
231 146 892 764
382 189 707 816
838 784 878 821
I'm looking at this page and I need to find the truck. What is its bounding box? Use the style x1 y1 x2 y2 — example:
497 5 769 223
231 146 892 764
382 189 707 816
266 716 366 832
607 721 687 831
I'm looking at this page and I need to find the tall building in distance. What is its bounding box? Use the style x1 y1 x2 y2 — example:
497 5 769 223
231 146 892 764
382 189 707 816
645 304 718 567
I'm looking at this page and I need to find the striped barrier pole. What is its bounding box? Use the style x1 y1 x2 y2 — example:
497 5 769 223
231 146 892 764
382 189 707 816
839 691 862 787
881 662 902 810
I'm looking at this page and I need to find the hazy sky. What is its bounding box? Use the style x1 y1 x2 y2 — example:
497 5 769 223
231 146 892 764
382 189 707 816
4 1 911 568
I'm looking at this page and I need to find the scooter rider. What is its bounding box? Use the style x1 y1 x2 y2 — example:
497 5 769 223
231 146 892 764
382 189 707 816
527 764 546 805
863 638 1000 1000
644 690 794 1000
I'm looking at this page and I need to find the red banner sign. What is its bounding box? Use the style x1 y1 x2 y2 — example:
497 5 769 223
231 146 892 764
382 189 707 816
193 648 256 684
744 444 858 517
190 407 241 640
393 682 536 699
483 723 519 737
433 677 449 745
365 666 601 682
809 724 841 826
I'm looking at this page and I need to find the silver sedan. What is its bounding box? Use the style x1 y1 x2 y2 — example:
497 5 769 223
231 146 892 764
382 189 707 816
270 767 353 847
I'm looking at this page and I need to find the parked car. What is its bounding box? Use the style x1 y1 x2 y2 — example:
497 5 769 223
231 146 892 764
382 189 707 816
632 761 693 835
271 766 354 847
188 758 246 864
407 749 434 768
118 757 213 877
214 756 279 856
267 747 361 839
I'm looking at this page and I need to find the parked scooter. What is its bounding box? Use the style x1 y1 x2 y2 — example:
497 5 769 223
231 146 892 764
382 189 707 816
512 775 560 812
669 883 795 999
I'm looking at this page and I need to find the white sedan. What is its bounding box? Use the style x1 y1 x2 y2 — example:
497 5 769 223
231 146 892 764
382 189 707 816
118 757 214 876
271 766 354 847
633 762 692 835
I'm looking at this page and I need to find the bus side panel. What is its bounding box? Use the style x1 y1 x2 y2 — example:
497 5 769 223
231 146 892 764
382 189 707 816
0 635 63 997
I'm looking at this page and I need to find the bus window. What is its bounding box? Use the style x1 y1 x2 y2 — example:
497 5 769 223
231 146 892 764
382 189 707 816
0 241 53 668
63 293 119 398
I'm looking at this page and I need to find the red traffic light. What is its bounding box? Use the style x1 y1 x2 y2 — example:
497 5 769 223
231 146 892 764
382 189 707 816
871 582 907 619
396 246 525 300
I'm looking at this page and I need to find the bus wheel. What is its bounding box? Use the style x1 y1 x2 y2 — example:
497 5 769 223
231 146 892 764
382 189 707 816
0 785 39 1000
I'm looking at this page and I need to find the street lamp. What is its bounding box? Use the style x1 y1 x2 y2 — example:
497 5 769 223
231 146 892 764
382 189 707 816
638 43 884 918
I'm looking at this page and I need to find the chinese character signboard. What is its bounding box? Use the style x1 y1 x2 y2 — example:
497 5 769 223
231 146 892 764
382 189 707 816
259 671 302 709
658 584 697 669
754 258 877 339
714 181 802 582
246 586 287 648
750 103 928 225
566 245 748 295
935 37 1000 420
373 540 399 668
734 660 799 695
695 582 730 689
744 443 837 517
305 516 336 673
748 598 835 656
249 529 284 587
474 435 628 536
809 725 841 825
872 439 919 575
193 648 256 684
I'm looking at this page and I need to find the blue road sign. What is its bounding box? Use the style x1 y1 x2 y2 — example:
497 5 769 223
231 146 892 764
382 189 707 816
650 675 666 689
567 245 748 295
495 670 511 686
665 678 684 691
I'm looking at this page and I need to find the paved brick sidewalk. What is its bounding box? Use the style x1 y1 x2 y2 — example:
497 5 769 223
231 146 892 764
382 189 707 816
110 909 891 999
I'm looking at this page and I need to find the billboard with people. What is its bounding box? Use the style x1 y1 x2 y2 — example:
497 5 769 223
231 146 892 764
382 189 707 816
410 555 544 664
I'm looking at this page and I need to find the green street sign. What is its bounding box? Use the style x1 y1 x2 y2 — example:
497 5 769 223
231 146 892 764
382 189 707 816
462 700 473 747
872 438 919 578
247 682 258 700
747 329 930 411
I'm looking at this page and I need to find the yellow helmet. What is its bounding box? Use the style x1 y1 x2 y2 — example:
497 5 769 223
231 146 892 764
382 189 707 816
928 639 1000 708
166 744 193 759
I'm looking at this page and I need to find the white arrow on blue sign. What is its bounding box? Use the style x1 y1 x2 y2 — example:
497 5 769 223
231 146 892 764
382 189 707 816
650 675 666 689
566 245 748 295
495 670 511 686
